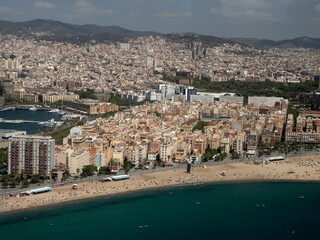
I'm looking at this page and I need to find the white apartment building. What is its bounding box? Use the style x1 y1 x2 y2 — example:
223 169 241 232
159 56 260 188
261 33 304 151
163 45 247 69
68 149 90 175
160 142 172 162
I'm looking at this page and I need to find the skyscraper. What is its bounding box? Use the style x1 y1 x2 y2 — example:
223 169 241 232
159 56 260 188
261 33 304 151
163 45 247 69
8 136 55 176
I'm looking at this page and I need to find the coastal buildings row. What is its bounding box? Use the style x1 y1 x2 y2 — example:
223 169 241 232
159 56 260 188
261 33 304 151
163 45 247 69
10 89 79 103
7 88 119 115
52 96 291 176
7 96 320 177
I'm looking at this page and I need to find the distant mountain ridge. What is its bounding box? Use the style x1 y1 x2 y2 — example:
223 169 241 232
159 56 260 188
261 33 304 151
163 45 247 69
0 19 319 49
232 36 320 49
0 19 160 37
0 19 161 44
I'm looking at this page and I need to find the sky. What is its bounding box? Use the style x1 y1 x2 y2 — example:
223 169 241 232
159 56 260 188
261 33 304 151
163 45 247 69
0 0 320 40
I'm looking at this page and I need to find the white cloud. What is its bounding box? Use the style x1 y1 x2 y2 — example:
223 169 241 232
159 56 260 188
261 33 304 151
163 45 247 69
243 9 273 20
155 12 192 18
209 8 221 15
129 12 140 17
34 1 55 9
0 6 15 13
209 5 273 21
209 0 275 21
315 4 320 12
223 0 269 9
74 0 114 15
227 8 273 20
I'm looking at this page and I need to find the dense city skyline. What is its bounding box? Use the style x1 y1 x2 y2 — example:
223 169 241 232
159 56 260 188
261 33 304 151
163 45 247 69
0 0 320 40
1 2 320 235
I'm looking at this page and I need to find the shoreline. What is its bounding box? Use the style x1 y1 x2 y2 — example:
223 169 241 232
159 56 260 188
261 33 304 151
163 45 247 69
1 154 320 215
1 178 320 217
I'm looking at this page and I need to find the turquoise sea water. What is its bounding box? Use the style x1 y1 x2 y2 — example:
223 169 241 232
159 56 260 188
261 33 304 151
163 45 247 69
0 182 319 240
0 110 62 134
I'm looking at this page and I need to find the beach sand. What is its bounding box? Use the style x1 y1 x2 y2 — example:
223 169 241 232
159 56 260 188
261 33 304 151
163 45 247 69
1 154 319 214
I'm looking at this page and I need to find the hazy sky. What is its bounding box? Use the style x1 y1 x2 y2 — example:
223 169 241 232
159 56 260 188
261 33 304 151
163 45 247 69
0 0 320 40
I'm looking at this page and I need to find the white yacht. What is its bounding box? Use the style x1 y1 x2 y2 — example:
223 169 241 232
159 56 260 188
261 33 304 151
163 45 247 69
48 109 60 113
38 118 63 127
29 106 37 111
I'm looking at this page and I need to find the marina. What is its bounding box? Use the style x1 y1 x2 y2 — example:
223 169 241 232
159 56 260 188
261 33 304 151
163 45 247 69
1 106 53 112
0 109 64 134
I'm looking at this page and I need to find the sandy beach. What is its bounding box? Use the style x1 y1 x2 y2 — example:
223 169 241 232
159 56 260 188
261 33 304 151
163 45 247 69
1 154 320 215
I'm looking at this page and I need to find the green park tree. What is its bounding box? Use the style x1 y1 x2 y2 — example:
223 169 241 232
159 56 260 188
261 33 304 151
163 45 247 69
81 165 97 177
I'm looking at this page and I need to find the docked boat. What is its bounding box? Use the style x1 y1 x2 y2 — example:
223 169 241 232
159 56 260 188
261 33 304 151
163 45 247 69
38 118 63 127
48 109 60 113
1 106 16 111
29 106 37 111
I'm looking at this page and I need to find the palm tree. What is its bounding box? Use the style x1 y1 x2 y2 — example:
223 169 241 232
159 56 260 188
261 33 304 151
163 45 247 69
142 158 148 166
265 138 270 148
109 158 118 168
41 171 47 182
20 170 27 187
221 145 226 154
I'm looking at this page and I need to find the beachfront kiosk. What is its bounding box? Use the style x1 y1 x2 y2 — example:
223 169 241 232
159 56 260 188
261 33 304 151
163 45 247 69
263 156 285 164
111 175 130 181
28 187 52 195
